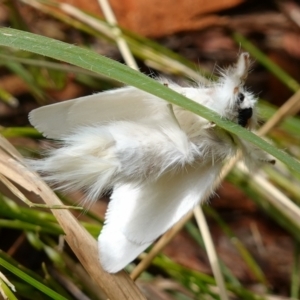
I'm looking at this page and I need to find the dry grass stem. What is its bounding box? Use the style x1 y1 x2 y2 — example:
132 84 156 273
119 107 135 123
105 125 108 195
97 0 138 70
0 143 146 300
258 88 300 136
193 206 229 300
22 0 207 83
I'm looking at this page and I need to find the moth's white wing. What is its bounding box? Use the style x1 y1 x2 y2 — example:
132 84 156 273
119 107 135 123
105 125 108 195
99 226 152 274
29 87 170 139
99 162 222 273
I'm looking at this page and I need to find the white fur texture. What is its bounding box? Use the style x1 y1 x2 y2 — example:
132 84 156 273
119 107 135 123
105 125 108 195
28 53 274 273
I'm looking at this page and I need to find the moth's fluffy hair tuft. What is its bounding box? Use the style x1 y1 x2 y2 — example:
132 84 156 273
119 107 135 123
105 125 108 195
27 127 120 203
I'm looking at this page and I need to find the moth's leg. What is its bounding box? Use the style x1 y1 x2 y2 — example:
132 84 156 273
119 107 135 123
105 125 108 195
237 138 276 169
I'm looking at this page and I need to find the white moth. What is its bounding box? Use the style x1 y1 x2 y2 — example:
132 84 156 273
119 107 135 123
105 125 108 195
29 53 274 273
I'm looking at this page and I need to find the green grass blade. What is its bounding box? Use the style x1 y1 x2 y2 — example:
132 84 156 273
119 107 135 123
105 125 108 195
153 255 267 300
0 257 68 300
0 28 299 174
0 127 42 138
0 277 18 300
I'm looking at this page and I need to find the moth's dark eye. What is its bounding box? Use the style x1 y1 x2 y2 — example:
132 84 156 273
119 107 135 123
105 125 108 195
238 108 252 127
237 93 245 103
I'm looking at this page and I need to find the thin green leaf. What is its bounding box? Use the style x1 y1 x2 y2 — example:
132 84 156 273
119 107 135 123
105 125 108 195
0 127 42 138
0 28 299 174
153 255 267 300
0 257 68 300
0 277 18 300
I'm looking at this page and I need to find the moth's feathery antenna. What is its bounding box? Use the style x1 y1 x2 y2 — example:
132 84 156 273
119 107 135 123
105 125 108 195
217 52 250 87
235 52 250 83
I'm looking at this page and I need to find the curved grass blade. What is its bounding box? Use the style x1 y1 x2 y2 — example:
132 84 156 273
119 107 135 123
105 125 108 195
0 28 299 174
0 257 68 300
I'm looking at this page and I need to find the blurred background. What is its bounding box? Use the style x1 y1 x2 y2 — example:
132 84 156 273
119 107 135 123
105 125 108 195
0 1 300 299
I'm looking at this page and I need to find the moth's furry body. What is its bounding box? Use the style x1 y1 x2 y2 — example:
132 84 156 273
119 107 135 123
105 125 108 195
28 53 274 273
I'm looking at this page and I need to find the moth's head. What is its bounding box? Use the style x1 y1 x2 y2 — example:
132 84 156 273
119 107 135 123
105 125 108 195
213 52 257 129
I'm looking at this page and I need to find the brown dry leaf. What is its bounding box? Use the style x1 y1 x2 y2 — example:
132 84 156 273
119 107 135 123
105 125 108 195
0 139 146 299
58 0 244 37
